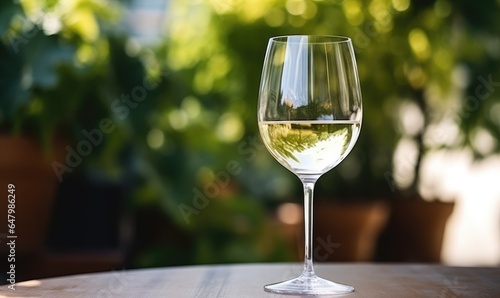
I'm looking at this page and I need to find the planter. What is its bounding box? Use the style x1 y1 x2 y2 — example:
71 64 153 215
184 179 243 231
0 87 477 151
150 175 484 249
375 199 455 263
273 201 390 262
0 136 64 256
313 201 390 262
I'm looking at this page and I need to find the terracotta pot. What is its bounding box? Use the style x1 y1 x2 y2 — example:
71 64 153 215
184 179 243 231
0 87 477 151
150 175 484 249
313 201 390 262
0 136 64 256
375 199 455 263
274 201 390 262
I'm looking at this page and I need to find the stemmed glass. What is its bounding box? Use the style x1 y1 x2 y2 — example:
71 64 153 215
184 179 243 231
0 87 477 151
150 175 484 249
258 35 362 295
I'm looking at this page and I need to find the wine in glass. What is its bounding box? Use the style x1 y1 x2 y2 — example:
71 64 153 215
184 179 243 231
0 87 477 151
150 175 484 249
258 35 362 295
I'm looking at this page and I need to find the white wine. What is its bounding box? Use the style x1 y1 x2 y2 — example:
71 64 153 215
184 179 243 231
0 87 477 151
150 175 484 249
258 120 361 175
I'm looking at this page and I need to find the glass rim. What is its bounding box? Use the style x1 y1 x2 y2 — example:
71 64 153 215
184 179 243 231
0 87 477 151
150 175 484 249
269 35 351 44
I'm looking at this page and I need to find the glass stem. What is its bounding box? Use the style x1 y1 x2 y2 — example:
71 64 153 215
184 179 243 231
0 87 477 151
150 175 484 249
301 179 317 278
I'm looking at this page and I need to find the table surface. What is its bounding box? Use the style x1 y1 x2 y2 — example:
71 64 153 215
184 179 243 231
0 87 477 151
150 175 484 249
1 263 499 297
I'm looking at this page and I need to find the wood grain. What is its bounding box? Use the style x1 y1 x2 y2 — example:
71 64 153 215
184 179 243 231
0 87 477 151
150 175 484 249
1 263 498 297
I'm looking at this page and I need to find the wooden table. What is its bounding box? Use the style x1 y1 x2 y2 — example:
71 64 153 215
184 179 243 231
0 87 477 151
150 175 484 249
1 263 499 297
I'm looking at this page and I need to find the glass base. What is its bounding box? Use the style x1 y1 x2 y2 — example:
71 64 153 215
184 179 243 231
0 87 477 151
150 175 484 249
264 274 354 295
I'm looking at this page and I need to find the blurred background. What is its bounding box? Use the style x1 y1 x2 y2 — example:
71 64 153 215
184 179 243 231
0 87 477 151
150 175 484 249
1 0 499 283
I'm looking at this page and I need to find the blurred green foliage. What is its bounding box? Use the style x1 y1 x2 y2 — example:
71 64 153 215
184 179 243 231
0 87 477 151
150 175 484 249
1 0 499 266
161 0 500 197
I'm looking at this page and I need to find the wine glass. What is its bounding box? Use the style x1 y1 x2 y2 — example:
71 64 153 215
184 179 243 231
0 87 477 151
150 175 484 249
258 35 362 295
